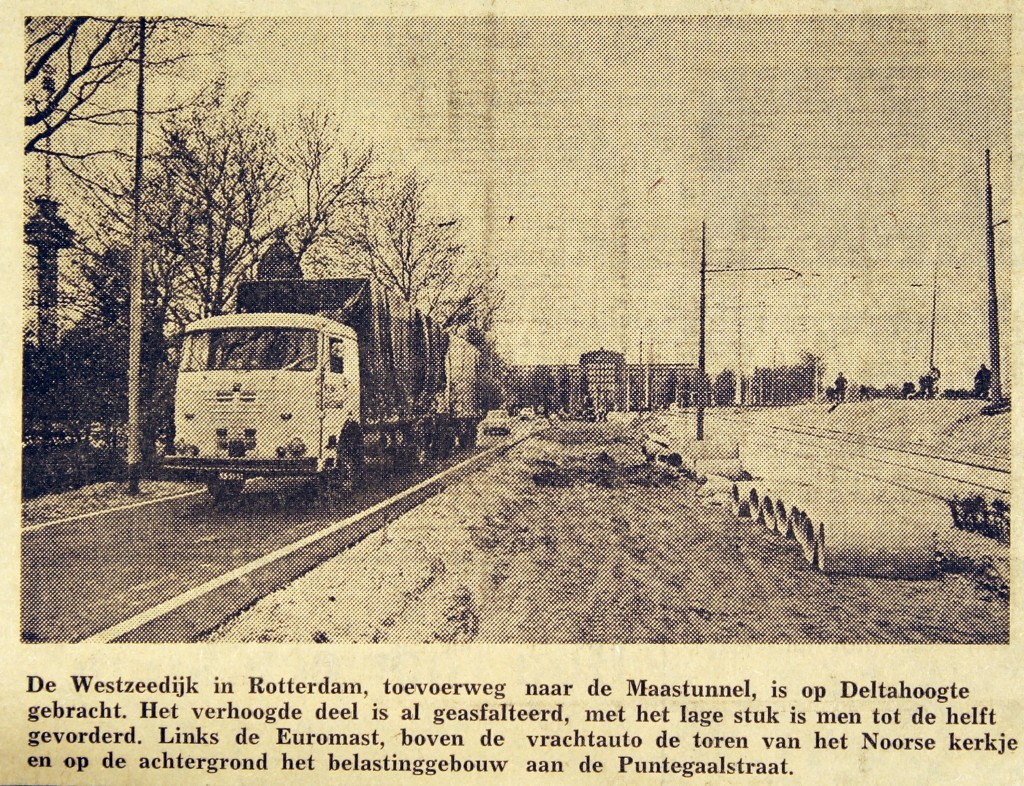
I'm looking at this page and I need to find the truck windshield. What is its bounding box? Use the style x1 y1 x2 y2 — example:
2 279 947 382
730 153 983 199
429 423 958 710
180 328 318 372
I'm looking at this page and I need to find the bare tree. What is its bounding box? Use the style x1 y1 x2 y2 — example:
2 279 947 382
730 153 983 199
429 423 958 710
281 110 373 266
423 255 503 333
338 172 502 332
25 16 218 163
26 17 137 159
24 15 226 349
339 173 460 299
72 97 380 331
145 91 285 319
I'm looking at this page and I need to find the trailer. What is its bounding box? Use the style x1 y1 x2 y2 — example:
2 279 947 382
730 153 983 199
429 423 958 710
163 278 482 501
446 331 481 450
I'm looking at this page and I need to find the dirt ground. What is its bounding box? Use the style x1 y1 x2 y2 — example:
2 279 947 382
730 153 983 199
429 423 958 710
208 421 1008 644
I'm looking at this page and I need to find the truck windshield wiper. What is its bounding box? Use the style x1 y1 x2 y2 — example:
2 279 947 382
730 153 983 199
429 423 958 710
280 351 317 371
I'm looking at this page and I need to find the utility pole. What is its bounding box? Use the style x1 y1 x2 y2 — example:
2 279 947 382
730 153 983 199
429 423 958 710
695 245 802 427
984 149 1003 401
127 17 146 494
696 221 707 440
737 284 744 405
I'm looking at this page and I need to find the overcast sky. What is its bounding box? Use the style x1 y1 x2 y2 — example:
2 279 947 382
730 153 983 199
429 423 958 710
72 16 1019 388
226 16 1012 387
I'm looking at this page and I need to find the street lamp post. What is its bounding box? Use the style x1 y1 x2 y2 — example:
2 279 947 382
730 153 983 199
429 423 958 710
126 16 146 494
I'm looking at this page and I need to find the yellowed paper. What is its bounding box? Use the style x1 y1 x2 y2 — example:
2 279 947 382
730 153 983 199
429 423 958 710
6 3 1021 784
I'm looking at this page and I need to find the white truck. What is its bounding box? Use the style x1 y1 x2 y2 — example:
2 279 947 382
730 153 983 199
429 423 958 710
163 278 481 501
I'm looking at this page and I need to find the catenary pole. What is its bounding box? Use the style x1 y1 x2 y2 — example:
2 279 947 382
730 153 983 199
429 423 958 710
928 259 938 368
127 17 146 494
984 149 1003 401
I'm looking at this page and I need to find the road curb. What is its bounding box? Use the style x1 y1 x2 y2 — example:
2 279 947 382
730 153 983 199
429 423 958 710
80 435 532 643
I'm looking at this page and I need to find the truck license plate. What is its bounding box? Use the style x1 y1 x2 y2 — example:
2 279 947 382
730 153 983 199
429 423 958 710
218 472 244 481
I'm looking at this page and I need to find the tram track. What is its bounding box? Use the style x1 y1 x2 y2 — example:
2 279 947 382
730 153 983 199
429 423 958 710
762 434 1009 498
754 419 1009 474
664 410 1009 499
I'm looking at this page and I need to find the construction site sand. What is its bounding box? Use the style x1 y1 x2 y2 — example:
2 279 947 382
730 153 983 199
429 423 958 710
208 423 1007 644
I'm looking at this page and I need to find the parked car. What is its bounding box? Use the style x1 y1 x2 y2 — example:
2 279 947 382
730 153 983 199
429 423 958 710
480 409 513 437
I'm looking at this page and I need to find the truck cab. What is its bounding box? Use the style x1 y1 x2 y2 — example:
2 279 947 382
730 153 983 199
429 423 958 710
164 312 360 500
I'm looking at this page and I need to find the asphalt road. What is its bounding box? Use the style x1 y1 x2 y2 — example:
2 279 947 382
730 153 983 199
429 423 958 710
21 444 497 643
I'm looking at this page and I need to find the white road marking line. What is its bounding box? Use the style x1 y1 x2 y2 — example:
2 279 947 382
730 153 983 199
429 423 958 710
22 489 206 534
82 440 518 643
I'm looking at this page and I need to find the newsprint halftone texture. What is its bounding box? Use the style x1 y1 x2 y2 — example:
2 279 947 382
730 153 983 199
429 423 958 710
22 16 1010 644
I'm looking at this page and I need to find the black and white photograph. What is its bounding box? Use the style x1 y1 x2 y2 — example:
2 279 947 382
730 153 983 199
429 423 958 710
10 8 1024 785
20 14 1012 646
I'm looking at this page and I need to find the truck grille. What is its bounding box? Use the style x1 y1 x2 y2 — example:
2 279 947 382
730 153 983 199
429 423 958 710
217 428 256 454
213 389 257 402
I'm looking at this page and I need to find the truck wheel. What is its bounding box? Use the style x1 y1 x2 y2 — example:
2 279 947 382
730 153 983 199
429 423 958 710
399 426 427 465
317 468 345 504
412 443 428 465
443 429 457 457
380 432 397 471
207 477 244 503
319 454 356 504
336 450 359 491
396 441 426 466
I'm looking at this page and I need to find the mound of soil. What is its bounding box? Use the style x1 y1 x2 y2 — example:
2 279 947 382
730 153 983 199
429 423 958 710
530 447 683 489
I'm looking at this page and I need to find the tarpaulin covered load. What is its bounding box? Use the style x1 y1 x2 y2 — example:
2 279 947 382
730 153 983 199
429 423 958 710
236 278 449 424
446 334 480 418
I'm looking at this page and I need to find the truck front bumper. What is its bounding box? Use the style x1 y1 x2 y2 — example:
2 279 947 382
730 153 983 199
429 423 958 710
162 456 319 479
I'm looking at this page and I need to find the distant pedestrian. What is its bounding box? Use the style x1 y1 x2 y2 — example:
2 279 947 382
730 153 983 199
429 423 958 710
974 364 992 399
919 366 940 399
834 373 847 403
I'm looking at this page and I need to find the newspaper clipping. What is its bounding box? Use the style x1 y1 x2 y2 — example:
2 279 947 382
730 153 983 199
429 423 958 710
6 4 1022 784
